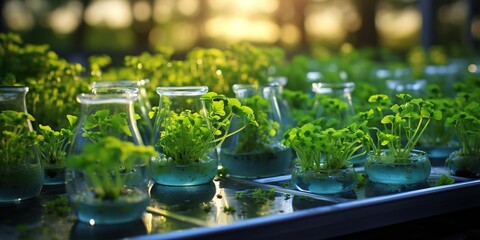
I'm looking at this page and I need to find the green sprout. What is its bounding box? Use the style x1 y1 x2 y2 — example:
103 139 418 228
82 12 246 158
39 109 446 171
44 195 71 218
68 136 158 200
38 115 77 169
358 93 442 160
154 92 257 165
0 110 43 167
81 109 135 143
251 188 275 205
435 174 455 186
233 95 279 153
0 33 89 130
282 121 367 172
223 206 236 214
446 93 480 156
419 84 456 148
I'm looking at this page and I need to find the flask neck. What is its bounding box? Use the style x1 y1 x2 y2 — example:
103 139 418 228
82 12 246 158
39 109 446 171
0 86 29 112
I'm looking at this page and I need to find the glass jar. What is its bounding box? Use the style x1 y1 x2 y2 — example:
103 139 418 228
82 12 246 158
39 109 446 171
291 162 357 195
220 83 292 178
447 151 480 178
311 81 356 128
66 92 149 224
92 80 153 145
364 149 431 185
0 86 44 203
150 86 217 186
268 76 295 129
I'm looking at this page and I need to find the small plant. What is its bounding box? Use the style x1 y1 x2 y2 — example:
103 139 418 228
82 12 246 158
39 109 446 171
0 33 89 130
81 109 136 142
67 136 157 200
419 85 457 148
282 89 312 124
234 188 276 205
154 92 257 164
445 93 480 156
0 110 43 167
38 115 77 170
359 93 442 160
233 95 279 153
435 174 455 186
251 188 276 204
223 206 236 214
44 195 71 218
282 121 367 172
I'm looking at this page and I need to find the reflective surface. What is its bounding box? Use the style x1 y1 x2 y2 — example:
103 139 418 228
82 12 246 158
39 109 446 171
1 166 480 240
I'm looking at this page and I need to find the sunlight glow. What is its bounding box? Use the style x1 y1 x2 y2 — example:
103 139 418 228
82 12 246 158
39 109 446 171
85 0 132 28
376 6 421 39
204 17 279 43
153 0 174 23
3 0 34 31
305 6 345 42
48 1 83 34
281 24 300 45
133 1 152 22
177 0 199 16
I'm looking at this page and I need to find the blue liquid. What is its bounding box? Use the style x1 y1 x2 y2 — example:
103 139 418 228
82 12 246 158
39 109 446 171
365 152 431 184
220 147 292 178
71 190 148 225
150 155 217 186
292 165 357 194
0 163 43 203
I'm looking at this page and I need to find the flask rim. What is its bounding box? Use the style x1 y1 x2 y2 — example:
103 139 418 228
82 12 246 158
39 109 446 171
156 86 208 96
77 92 138 104
0 86 29 93
91 79 149 88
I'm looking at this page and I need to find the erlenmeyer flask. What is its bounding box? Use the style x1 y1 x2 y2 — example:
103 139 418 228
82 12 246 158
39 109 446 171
66 91 150 224
220 83 292 178
0 86 43 202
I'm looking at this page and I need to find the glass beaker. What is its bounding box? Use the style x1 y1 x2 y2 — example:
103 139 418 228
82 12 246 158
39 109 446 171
91 79 153 145
151 86 218 186
311 81 356 129
268 76 295 129
66 91 149 224
0 86 44 203
220 83 292 178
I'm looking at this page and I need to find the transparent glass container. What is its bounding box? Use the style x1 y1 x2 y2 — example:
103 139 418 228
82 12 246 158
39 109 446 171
447 151 480 178
0 86 44 203
151 86 217 186
364 149 431 185
291 162 357 195
92 80 153 145
268 76 295 129
220 83 292 178
311 81 356 128
66 92 149 224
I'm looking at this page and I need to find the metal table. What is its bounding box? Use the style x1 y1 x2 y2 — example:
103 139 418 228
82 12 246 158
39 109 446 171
2 166 480 240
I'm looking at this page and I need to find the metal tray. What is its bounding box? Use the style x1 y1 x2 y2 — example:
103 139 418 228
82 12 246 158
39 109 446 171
2 166 480 240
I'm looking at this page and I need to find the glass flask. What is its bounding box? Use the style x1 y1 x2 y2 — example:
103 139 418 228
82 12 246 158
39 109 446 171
66 91 149 224
151 86 218 186
311 81 356 129
291 162 357 195
220 83 292 178
0 86 44 203
268 76 295 129
91 80 153 145
364 149 431 185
